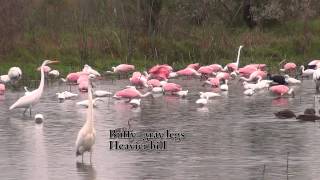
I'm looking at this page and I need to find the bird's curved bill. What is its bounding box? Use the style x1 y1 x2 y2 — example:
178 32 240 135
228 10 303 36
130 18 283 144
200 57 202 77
48 60 60 64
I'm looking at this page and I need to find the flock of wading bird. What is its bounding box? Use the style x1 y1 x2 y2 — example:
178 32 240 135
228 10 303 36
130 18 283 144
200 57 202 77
3 45 320 163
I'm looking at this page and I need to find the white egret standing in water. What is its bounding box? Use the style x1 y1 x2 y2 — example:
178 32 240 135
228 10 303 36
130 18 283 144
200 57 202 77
9 60 59 116
75 81 96 163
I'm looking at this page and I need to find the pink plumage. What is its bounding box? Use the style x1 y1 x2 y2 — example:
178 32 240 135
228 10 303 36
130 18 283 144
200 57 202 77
163 83 182 93
114 64 135 73
226 63 238 71
115 88 142 99
177 68 199 76
130 72 147 87
283 62 296 70
148 65 171 80
66 72 80 82
0 84 5 95
208 78 220 87
270 85 289 96
147 79 161 87
187 63 200 70
238 66 257 77
209 64 222 72
198 66 214 74
216 72 230 80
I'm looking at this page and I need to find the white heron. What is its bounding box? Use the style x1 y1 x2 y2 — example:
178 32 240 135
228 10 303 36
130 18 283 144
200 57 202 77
129 99 141 108
300 65 315 78
284 75 301 84
93 90 112 97
75 82 96 163
0 75 10 83
313 68 320 91
9 60 59 115
196 97 208 106
48 70 60 78
199 92 220 99
223 45 244 71
173 90 188 98
76 98 103 108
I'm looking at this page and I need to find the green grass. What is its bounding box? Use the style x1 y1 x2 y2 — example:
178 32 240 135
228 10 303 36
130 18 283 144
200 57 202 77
1 20 320 80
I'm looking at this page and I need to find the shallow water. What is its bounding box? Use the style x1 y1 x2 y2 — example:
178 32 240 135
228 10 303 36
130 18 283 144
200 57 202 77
0 78 320 180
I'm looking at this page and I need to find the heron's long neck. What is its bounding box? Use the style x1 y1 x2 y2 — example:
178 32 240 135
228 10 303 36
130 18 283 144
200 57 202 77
86 83 94 131
38 63 46 92
236 46 242 66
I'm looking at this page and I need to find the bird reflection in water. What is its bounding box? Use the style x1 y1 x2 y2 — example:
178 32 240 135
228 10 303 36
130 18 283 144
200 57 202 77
272 97 288 106
76 162 96 180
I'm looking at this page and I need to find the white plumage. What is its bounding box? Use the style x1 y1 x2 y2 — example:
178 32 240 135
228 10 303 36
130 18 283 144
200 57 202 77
93 90 112 97
129 98 141 107
75 82 96 163
199 92 220 99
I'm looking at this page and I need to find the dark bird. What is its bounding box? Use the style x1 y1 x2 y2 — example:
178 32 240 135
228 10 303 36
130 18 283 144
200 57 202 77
296 114 320 122
267 73 287 85
274 109 296 119
304 108 316 115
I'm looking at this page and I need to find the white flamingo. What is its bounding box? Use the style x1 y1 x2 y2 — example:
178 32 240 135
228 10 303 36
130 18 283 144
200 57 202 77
9 60 59 115
75 82 96 163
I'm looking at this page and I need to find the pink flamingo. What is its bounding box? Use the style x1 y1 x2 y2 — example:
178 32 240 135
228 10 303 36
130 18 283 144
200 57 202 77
162 83 182 94
238 66 257 77
177 68 201 78
129 72 148 88
0 84 5 95
112 64 135 73
209 64 223 72
65 72 80 83
198 66 214 74
77 71 90 92
215 72 230 81
203 77 220 88
147 79 161 87
249 64 267 70
281 62 296 72
114 87 151 101
240 70 266 82
187 63 200 70
148 65 171 80
270 85 294 97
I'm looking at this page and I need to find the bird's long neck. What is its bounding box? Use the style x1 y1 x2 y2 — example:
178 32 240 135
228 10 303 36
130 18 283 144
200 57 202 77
236 46 242 66
38 62 46 92
86 82 94 131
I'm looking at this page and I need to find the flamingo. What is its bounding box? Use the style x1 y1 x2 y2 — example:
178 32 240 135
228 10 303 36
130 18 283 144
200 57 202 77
187 63 200 70
225 45 244 72
75 82 96 163
209 64 223 72
9 60 59 115
129 72 148 88
269 85 294 97
240 70 266 82
203 77 220 87
114 87 152 101
147 79 161 88
148 64 172 80
62 72 80 83
162 83 182 94
313 68 320 91
0 84 5 95
107 64 135 78
198 66 214 78
280 62 296 72
176 68 201 78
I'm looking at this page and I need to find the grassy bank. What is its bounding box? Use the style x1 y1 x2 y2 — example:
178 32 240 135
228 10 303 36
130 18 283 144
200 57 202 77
1 20 320 80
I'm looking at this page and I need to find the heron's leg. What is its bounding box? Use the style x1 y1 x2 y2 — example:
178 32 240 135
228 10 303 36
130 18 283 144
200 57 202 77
23 108 28 115
82 154 84 163
90 151 92 164
29 106 32 117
